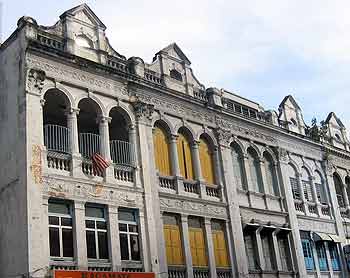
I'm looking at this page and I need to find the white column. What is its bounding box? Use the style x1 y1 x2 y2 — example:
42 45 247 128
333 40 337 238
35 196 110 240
213 147 225 202
191 141 203 181
204 218 216 278
98 116 112 161
73 201 88 270
66 108 80 156
169 134 181 176
107 205 121 271
181 214 193 278
129 124 141 188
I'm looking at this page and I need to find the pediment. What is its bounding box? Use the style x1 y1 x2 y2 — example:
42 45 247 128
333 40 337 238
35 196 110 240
159 43 191 65
60 4 106 30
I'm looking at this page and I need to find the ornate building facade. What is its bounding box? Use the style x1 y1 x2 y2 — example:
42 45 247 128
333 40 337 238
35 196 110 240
1 4 350 278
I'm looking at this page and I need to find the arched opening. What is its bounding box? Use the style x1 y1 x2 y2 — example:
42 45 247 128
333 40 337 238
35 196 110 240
199 135 215 185
314 171 327 204
170 69 183 82
109 107 134 166
78 98 101 159
231 142 246 190
153 122 171 176
43 89 70 154
263 152 278 195
177 128 194 180
346 176 350 206
333 174 345 208
288 164 300 200
301 167 313 202
247 147 263 193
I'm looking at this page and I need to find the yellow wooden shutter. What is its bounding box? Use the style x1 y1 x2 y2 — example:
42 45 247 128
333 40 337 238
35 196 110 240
153 127 171 176
177 134 194 180
199 138 215 185
189 227 208 267
212 230 230 267
163 224 184 266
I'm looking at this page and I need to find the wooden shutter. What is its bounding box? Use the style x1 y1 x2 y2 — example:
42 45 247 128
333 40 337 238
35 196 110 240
212 226 229 267
163 223 184 266
189 227 208 266
177 134 194 180
199 138 215 185
153 127 171 176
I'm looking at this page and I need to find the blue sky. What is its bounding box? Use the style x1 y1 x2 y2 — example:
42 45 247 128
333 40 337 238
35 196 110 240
2 0 350 129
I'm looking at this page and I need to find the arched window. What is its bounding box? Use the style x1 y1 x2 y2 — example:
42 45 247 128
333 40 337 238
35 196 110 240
314 171 327 204
177 130 194 180
231 143 246 190
153 124 171 176
170 69 183 82
43 89 70 155
247 147 263 193
301 167 313 202
263 152 278 195
199 136 215 185
288 164 300 200
346 176 350 206
334 174 345 208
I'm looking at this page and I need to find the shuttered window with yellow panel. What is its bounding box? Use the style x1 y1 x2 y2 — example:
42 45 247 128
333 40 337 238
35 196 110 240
189 217 208 267
153 126 171 176
163 214 184 266
177 133 194 180
199 137 215 185
212 221 230 267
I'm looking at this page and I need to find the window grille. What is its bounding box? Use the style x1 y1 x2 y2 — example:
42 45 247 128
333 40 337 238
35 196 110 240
261 233 275 270
316 242 328 271
302 180 314 201
329 243 340 271
244 232 258 270
278 235 292 271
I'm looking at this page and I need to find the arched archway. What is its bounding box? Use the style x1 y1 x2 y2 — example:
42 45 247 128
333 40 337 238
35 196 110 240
231 142 246 190
333 173 345 208
199 135 215 185
247 147 263 193
263 151 279 195
177 127 194 180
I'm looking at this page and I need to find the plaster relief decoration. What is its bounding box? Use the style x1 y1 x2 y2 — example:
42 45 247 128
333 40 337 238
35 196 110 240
31 145 43 184
130 98 154 120
43 177 142 206
298 218 336 234
160 197 227 219
278 147 289 163
26 68 46 95
215 128 232 146
134 93 215 125
215 116 276 144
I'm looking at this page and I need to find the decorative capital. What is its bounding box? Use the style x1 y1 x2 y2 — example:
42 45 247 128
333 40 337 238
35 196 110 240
215 128 232 146
323 158 335 176
26 68 46 95
131 100 154 121
277 147 289 163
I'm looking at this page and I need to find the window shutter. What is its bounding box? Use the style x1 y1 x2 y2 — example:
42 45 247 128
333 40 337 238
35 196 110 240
153 127 171 176
231 149 246 190
177 134 194 180
199 138 215 185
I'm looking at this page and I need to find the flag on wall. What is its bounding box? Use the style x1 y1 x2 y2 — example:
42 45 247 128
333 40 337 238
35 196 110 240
92 153 110 176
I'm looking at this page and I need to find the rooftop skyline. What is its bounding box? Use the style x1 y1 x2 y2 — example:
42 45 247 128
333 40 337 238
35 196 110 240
3 0 350 130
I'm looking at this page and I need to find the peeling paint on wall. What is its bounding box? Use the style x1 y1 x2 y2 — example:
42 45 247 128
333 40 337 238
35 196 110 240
30 145 42 184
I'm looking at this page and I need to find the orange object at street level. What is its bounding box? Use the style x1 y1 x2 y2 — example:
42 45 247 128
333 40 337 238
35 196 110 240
54 270 155 278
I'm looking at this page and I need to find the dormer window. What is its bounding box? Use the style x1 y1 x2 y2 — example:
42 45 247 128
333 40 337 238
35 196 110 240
290 118 297 126
170 69 183 82
76 35 93 48
335 133 342 141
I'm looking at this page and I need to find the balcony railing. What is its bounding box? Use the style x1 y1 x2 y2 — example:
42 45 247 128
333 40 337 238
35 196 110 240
193 267 209 278
79 133 101 159
44 124 70 154
216 268 232 278
184 180 199 194
321 204 331 217
168 266 186 278
206 185 220 198
110 140 135 166
159 176 176 190
294 199 305 213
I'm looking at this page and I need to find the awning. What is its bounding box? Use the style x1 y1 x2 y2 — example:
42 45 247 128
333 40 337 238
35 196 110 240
312 232 343 243
328 234 343 243
312 232 332 242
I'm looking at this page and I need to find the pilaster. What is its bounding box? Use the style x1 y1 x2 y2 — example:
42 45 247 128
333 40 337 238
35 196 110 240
181 214 194 278
73 201 88 269
107 205 121 271
204 218 216 278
